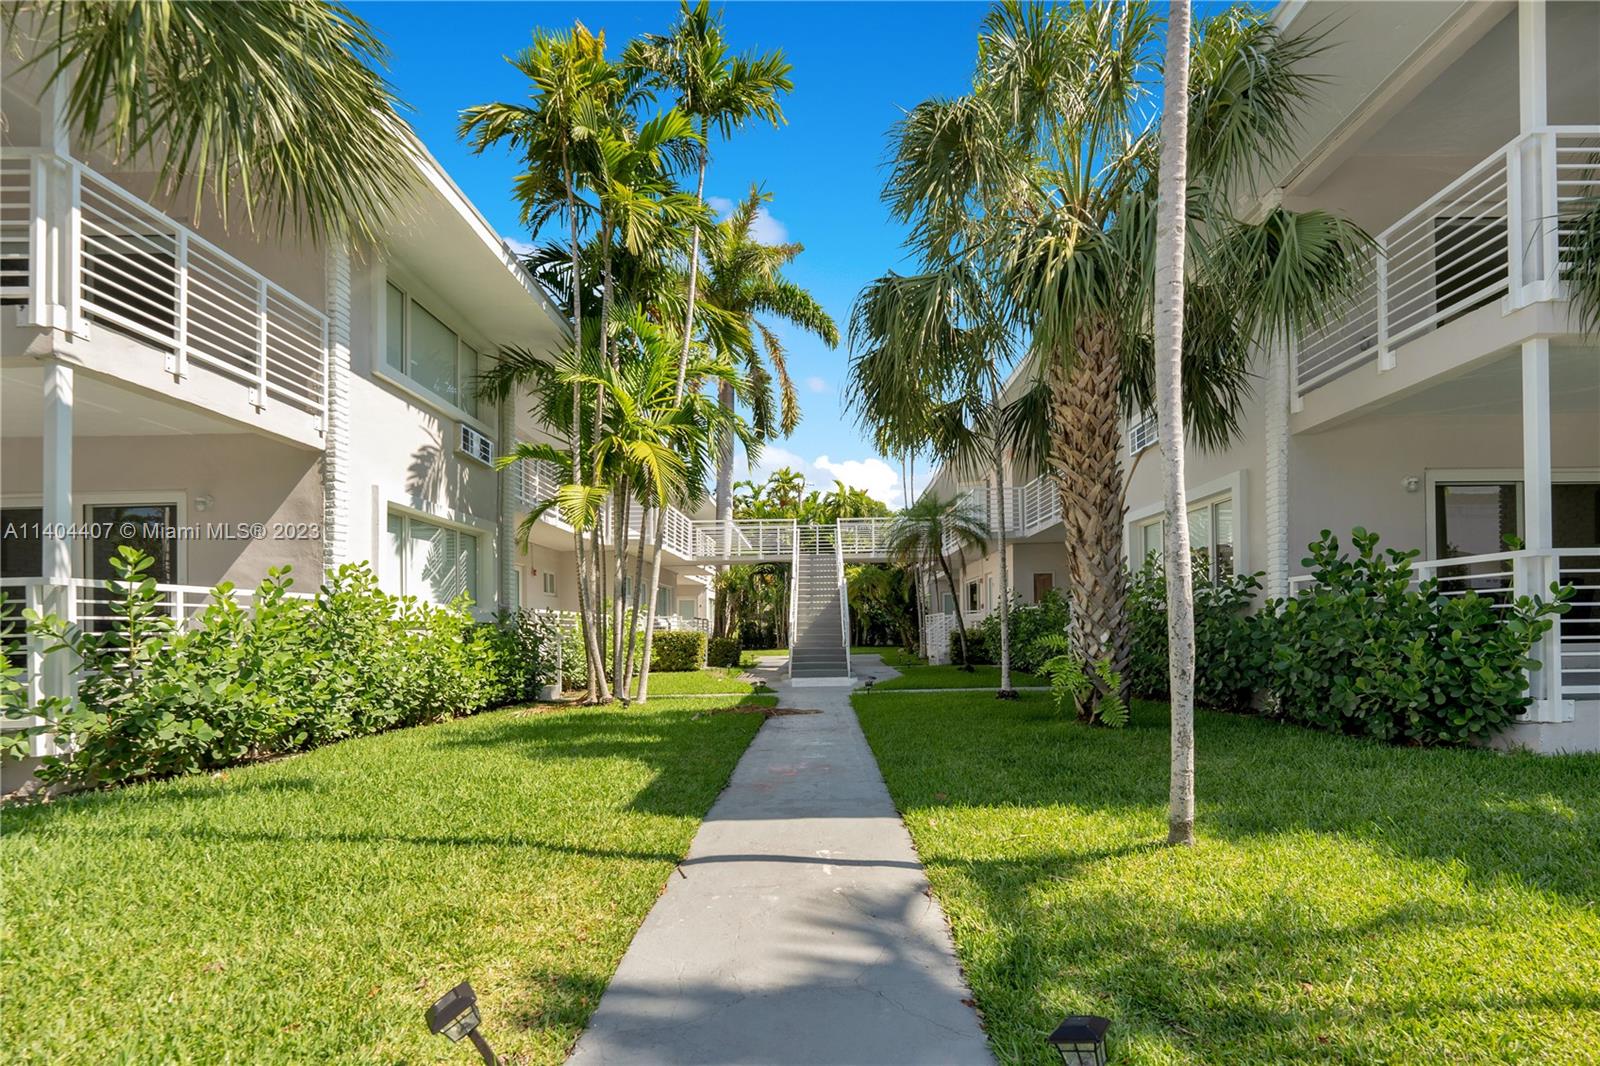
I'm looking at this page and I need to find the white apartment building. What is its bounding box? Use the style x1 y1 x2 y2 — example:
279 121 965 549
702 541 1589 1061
920 0 1600 753
0 45 718 771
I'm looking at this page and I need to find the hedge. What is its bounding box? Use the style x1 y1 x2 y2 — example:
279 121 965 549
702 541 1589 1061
0 549 558 788
650 630 706 672
706 635 741 668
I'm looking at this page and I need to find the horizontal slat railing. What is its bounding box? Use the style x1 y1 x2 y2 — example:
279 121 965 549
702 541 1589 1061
9 150 329 425
1288 546 1599 699
0 156 31 303
1295 126 1598 399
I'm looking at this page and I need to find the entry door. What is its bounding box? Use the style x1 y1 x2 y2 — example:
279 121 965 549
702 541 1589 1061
1032 572 1054 602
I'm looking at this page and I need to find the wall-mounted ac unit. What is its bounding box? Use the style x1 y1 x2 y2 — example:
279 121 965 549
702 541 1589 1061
458 423 494 466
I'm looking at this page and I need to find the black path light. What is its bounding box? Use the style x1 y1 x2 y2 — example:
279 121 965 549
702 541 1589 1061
427 981 498 1065
1048 1014 1110 1066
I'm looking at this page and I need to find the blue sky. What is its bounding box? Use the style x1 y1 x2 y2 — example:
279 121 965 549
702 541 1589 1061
358 1 993 505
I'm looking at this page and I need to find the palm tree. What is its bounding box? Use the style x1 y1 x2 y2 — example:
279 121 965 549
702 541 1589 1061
873 2 1370 717
1153 0 1196 845
697 189 838 633
462 23 630 698
887 494 990 670
850 267 1021 697
9 0 414 241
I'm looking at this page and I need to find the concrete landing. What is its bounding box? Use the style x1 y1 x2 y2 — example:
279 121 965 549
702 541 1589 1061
567 656 992 1066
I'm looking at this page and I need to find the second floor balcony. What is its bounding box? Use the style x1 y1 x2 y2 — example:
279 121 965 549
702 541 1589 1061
1294 126 1600 403
2 150 329 447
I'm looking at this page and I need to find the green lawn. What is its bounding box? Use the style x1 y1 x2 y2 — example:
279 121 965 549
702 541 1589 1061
868 663 1043 689
850 645 924 668
855 692 1600 1065
635 666 755 696
1 696 763 1063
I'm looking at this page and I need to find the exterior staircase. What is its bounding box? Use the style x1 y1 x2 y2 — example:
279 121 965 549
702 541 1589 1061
789 528 851 683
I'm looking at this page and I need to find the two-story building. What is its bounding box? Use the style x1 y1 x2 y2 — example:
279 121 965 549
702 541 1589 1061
918 0 1600 753
0 45 718 780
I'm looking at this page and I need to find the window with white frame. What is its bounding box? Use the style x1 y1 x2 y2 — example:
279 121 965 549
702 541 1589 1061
542 570 558 596
1134 495 1234 582
386 511 480 607
1129 409 1158 454
384 281 492 421
966 580 981 613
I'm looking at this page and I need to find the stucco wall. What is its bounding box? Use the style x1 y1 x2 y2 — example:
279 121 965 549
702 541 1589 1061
0 432 323 587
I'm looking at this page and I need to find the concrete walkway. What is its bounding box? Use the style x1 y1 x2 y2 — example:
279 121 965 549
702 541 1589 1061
567 656 993 1066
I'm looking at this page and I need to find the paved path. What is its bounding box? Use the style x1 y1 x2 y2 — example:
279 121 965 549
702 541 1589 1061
568 656 993 1066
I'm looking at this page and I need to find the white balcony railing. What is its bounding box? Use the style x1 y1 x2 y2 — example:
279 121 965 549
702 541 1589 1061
837 517 894 557
3 151 330 425
1296 127 1600 397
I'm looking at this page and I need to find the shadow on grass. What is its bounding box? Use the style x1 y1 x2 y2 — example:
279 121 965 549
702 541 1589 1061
857 691 1600 1063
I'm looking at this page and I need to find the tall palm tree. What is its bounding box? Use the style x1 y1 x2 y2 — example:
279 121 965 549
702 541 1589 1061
624 3 790 701
887 494 990 670
1153 0 1196 846
9 0 414 241
701 188 839 579
873 2 1370 717
461 23 630 698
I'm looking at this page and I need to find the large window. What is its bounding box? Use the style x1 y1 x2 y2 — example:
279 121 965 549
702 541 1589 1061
1435 480 1600 554
384 282 492 421
386 512 479 607
1135 495 1234 582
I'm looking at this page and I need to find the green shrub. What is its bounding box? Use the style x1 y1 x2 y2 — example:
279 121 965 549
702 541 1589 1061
2 549 557 788
946 590 1071 671
650 630 706 672
1126 561 1272 713
706 635 741 668
1260 529 1569 746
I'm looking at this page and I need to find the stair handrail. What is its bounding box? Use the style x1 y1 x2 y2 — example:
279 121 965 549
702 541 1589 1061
836 523 851 678
787 523 799 679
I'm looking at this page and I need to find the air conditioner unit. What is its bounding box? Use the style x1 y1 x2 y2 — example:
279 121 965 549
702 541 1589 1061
458 423 495 466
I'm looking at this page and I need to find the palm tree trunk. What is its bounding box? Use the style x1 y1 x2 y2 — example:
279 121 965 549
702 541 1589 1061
623 501 650 697
1156 0 1196 847
939 555 971 669
562 150 605 701
712 377 736 638
1047 324 1129 717
612 492 631 699
635 139 709 703
989 379 1016 697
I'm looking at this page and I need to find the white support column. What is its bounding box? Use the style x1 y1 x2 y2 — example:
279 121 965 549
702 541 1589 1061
41 360 74 716
1519 336 1566 720
1263 340 1291 601
320 242 353 573
1513 0 1551 304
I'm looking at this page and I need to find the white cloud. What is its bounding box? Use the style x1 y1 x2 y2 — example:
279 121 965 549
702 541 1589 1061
503 236 536 258
805 376 830 394
705 195 789 246
746 446 906 507
814 455 903 507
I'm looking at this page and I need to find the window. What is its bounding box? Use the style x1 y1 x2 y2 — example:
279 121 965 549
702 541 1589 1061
656 585 673 616
1129 409 1158 454
966 580 981 613
383 281 491 420
1436 483 1519 558
387 511 479 607
942 591 957 614
1135 495 1234 582
542 571 558 596
677 597 697 618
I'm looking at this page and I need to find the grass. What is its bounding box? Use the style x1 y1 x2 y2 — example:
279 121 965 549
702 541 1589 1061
1 695 763 1063
634 666 754 696
854 692 1600 1065
850 645 923 669
868 663 1043 689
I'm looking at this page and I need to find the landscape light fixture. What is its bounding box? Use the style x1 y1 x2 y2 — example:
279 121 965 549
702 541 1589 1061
426 981 498 1065
1047 1014 1110 1066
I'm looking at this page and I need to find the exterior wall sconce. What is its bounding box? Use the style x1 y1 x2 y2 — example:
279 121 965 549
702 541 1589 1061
1401 476 1421 493
193 494 215 512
